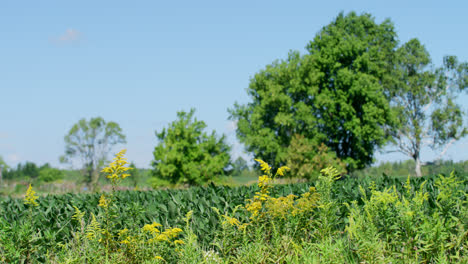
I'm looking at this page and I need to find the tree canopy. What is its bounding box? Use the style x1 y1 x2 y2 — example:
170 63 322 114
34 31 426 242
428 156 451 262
389 38 468 176
229 12 398 171
151 109 231 185
60 117 126 189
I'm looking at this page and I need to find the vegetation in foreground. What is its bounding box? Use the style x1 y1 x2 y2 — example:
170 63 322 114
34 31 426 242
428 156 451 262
1 150 467 263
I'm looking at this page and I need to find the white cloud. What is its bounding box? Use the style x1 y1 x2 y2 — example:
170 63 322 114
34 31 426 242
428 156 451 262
51 28 83 44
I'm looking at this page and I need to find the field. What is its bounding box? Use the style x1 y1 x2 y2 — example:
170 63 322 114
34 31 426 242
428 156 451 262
1 158 467 264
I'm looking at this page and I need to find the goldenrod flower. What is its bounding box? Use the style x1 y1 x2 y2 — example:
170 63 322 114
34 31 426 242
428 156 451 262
245 200 262 218
238 223 249 230
254 159 271 173
222 215 241 227
163 227 182 239
86 213 102 240
174 239 185 245
253 191 270 201
24 184 39 207
101 149 133 184
72 206 85 221
98 194 109 208
118 228 129 236
258 175 272 189
276 166 290 176
143 222 162 234
154 255 164 261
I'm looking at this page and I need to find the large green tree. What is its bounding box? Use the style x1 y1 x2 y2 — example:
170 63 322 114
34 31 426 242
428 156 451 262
60 117 126 189
229 12 398 171
389 39 468 177
151 109 231 185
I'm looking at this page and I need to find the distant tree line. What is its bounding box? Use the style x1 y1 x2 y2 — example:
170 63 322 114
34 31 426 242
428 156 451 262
352 159 468 178
1 161 64 182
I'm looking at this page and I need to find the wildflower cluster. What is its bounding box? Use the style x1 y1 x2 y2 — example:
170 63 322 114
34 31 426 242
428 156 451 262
24 184 39 207
142 222 183 243
211 206 246 231
98 194 110 208
101 149 132 185
64 150 187 263
245 159 290 220
86 213 103 240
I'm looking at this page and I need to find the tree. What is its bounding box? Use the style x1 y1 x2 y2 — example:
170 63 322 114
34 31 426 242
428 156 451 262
60 117 126 189
229 12 398 171
151 109 231 185
285 134 346 180
231 157 249 177
22 162 39 178
389 38 468 177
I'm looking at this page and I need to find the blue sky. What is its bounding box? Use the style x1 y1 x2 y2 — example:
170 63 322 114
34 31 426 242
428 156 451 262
1 0 467 169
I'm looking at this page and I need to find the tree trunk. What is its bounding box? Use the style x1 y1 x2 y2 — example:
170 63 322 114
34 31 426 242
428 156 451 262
415 157 422 177
84 163 94 191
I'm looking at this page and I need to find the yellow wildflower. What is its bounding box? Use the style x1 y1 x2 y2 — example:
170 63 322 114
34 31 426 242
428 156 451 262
72 206 85 221
154 255 165 261
258 175 272 189
174 239 185 245
24 184 39 207
101 149 133 184
238 223 249 230
163 227 183 239
253 191 270 201
156 234 168 241
245 200 262 218
98 194 109 208
86 213 102 240
276 166 290 177
143 222 162 234
254 159 271 173
118 228 129 236
222 215 241 227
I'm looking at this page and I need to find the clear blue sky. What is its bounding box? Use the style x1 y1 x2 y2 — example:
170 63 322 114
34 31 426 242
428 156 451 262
1 0 467 169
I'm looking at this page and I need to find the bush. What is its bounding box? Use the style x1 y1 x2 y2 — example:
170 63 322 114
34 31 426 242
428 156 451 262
38 168 64 182
285 134 346 180
151 109 231 185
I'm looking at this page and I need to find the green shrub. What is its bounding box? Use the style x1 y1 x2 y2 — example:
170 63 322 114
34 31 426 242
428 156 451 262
285 134 346 181
38 168 64 183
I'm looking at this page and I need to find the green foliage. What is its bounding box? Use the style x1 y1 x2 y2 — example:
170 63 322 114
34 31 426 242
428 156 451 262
38 167 64 183
346 172 467 263
390 38 468 176
60 117 126 189
0 155 8 172
127 162 139 187
1 165 467 262
285 134 346 181
152 108 231 185
3 161 40 180
230 156 249 177
229 12 398 171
